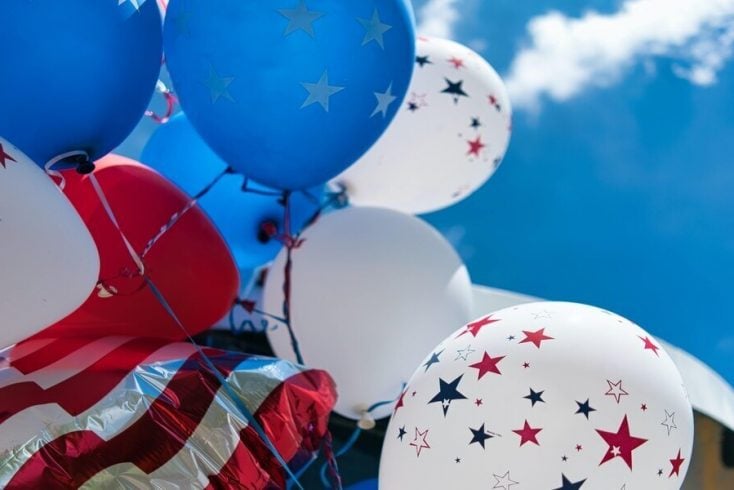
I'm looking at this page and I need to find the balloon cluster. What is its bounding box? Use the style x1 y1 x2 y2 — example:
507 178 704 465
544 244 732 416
0 1 693 489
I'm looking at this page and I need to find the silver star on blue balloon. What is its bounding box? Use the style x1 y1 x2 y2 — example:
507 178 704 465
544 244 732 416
357 8 392 49
278 1 325 37
300 71 345 112
371 82 397 118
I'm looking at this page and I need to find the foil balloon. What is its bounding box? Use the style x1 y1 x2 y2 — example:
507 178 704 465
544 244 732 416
0 336 336 488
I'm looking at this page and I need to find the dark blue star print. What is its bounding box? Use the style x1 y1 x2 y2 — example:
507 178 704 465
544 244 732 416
397 425 407 441
469 423 494 449
428 375 468 417
552 474 586 490
441 78 469 103
524 388 545 406
575 399 596 419
423 349 444 372
416 55 431 67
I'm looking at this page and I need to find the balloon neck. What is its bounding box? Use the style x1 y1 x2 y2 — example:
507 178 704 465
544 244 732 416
72 154 95 174
257 219 279 244
357 410 376 431
330 181 350 209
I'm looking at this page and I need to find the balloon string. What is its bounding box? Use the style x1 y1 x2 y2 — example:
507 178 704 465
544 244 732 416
145 277 305 490
44 150 89 191
87 174 304 489
318 388 405 488
140 166 232 258
279 191 343 489
145 80 177 124
89 173 146 276
278 191 306 366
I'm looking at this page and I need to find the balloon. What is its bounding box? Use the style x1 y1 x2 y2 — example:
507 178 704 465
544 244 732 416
163 0 416 190
346 479 378 490
380 302 694 489
0 138 99 348
141 113 322 279
0 1 162 167
331 37 512 214
30 155 239 342
263 207 473 420
0 336 336 488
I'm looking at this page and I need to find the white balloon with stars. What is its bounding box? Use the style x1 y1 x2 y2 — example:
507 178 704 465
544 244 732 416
380 302 693 489
331 36 512 215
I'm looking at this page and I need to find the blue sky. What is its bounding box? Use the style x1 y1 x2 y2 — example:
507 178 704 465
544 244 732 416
413 0 734 383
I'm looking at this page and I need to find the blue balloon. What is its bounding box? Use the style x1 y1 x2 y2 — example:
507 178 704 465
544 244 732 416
347 479 378 490
163 0 415 190
141 113 323 280
0 1 162 167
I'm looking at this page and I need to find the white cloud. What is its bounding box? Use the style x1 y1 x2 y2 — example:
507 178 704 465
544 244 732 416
416 0 462 39
505 0 734 111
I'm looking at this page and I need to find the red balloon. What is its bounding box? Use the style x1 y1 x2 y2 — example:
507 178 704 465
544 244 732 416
31 155 239 341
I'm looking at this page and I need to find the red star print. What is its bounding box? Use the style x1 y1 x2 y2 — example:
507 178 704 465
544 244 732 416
475 398 483 406
522 362 530 369
488 95 497 105
410 428 431 457
596 415 648 469
641 403 648 411
469 352 505 379
0 143 17 169
456 314 500 338
512 420 542 446
669 449 685 477
575 444 583 452
519 328 554 348
467 136 486 157
394 391 406 413
639 336 660 356
448 56 465 69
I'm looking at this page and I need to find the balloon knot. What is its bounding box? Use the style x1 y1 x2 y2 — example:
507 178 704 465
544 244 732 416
73 154 95 175
357 411 376 431
257 219 279 244
236 299 257 314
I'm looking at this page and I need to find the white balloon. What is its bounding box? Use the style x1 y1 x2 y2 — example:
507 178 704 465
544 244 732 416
331 37 512 215
380 302 694 489
0 138 99 348
263 207 473 420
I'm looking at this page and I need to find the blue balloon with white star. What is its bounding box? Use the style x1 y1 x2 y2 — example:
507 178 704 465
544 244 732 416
141 113 323 283
0 0 162 167
163 0 415 190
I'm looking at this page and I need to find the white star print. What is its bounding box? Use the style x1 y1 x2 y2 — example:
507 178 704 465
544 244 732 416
492 470 519 489
455 344 476 361
605 379 629 404
661 410 677 435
